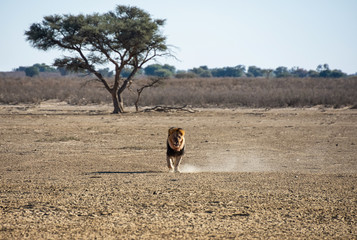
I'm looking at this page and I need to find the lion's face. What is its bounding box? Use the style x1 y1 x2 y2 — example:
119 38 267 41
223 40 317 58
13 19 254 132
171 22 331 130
168 128 185 151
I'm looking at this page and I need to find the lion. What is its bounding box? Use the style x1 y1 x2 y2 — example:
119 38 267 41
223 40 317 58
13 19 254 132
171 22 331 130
166 127 185 173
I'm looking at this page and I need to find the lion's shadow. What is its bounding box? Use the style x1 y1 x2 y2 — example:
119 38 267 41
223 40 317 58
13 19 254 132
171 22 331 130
89 171 162 175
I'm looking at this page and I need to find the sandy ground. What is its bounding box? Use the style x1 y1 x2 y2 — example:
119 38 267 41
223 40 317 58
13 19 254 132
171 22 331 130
0 101 356 239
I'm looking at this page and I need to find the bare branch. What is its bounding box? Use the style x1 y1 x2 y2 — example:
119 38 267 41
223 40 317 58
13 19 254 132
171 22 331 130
136 77 162 94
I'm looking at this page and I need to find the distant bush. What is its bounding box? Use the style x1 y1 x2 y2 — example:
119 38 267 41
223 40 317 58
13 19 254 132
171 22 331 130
185 64 349 79
15 63 56 77
144 64 175 77
24 66 40 77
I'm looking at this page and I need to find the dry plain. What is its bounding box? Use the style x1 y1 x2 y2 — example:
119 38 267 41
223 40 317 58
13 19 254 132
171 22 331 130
0 101 356 239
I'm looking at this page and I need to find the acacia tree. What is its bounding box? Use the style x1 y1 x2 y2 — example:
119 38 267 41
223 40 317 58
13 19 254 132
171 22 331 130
25 5 170 113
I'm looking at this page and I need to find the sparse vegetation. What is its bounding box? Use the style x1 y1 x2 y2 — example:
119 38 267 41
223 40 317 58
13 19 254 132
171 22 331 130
1 75 356 109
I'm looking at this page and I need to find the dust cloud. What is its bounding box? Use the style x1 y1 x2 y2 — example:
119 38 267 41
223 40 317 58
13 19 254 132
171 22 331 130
180 152 270 173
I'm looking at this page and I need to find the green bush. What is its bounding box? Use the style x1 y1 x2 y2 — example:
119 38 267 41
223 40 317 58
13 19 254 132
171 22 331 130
24 66 39 77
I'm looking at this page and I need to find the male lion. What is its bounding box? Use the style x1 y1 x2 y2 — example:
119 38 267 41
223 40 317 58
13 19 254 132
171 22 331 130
167 127 185 173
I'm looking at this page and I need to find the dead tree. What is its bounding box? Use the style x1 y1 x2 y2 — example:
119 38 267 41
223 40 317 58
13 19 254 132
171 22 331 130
134 78 163 112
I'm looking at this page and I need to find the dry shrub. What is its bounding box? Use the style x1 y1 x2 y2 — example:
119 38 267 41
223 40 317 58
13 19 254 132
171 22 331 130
132 77 357 108
1 74 356 108
0 75 111 105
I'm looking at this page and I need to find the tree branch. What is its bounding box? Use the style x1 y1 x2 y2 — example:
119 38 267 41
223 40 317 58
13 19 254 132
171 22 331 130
75 48 112 92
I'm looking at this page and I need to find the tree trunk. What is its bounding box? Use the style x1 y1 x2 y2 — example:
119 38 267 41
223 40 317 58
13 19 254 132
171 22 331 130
134 90 143 112
117 74 135 113
117 91 125 113
111 91 121 114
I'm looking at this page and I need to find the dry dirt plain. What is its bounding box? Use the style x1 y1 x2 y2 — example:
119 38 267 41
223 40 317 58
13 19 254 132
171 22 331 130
0 101 356 239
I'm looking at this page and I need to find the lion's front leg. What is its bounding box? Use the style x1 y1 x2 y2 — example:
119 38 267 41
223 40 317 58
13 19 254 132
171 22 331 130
167 155 174 172
173 156 183 173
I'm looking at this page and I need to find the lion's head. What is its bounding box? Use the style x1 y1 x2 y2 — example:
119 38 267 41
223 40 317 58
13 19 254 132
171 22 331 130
168 127 185 151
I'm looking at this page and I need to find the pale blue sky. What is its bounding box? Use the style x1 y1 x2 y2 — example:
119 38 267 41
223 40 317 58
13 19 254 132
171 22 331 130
1 0 356 73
